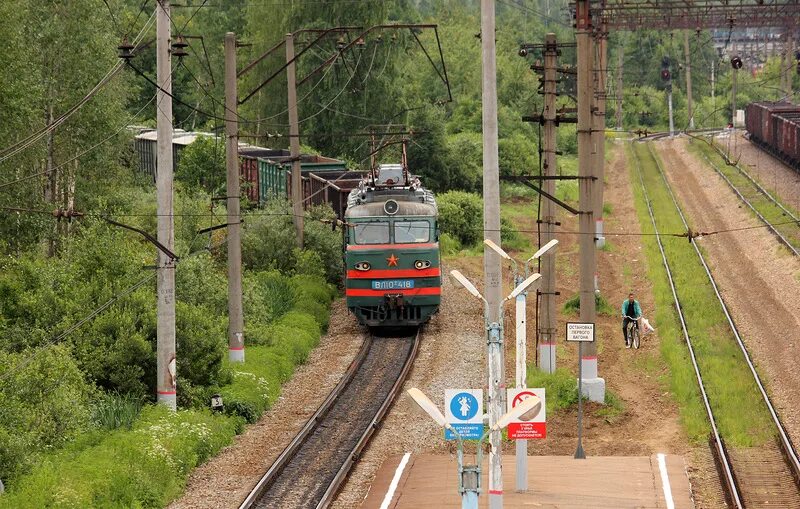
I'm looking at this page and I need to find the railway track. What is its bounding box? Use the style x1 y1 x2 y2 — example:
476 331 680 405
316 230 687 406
632 142 800 508
695 150 800 256
239 330 420 509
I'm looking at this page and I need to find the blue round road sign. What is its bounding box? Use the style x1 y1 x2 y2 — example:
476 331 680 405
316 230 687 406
450 392 479 421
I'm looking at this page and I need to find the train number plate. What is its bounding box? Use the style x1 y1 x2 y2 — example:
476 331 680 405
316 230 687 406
372 279 414 290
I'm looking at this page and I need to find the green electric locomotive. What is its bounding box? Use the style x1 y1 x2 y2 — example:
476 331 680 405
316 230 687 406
344 163 440 327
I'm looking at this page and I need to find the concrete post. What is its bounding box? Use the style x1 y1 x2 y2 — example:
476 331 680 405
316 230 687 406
576 0 605 403
480 0 504 505
286 33 304 248
156 0 176 410
593 25 607 250
225 33 245 363
539 34 558 375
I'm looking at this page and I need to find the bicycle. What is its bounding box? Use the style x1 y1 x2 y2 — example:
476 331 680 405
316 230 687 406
623 315 640 349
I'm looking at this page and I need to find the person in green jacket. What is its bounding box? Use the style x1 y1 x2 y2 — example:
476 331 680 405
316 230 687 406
621 293 642 348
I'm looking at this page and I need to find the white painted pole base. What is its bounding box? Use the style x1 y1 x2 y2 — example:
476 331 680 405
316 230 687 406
578 356 605 403
229 348 245 362
157 392 177 410
515 439 528 492
539 343 556 373
489 492 502 509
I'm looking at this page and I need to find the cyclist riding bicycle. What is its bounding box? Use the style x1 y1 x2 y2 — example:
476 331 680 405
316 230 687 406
621 293 642 348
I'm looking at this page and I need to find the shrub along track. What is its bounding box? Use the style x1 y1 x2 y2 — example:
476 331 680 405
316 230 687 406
630 141 800 508
239 330 419 509
687 141 800 255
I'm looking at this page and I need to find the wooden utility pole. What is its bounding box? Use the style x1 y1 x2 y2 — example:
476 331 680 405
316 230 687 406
286 33 304 248
592 25 607 250
684 31 694 129
539 33 558 375
615 46 624 131
576 0 604 404
156 0 176 410
225 33 245 363
481 0 504 506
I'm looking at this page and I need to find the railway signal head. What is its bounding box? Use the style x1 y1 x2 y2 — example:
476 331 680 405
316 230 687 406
661 69 671 81
731 56 743 70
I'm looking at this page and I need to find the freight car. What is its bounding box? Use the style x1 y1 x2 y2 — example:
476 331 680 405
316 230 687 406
133 129 357 217
344 163 440 327
745 101 800 170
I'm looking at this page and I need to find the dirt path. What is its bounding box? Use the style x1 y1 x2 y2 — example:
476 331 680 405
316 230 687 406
654 137 800 452
516 141 690 458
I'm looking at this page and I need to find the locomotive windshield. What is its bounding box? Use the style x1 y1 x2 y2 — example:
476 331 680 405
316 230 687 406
393 220 430 243
353 222 390 244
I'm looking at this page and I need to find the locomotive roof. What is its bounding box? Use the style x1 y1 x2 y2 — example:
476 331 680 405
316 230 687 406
345 200 437 219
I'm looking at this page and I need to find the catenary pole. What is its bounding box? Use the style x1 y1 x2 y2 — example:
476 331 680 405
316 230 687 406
480 0 504 506
539 33 558 375
615 45 624 131
287 33 304 248
684 31 694 129
156 0 176 410
225 33 245 363
592 23 607 251
576 0 604 403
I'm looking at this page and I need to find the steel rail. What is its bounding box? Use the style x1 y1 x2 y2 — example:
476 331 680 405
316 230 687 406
317 329 421 506
696 151 800 257
630 143 743 509
239 330 420 509
646 142 800 487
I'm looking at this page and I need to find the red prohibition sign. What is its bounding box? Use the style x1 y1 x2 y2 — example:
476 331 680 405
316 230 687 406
513 391 537 407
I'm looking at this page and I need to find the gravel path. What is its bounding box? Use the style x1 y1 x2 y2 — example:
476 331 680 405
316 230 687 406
654 137 800 452
167 299 365 509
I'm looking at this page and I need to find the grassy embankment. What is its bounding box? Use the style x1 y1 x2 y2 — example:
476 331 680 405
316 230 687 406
627 141 774 446
0 276 335 509
687 139 800 250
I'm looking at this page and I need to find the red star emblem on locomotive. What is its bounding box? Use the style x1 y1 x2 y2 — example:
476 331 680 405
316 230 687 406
386 254 399 267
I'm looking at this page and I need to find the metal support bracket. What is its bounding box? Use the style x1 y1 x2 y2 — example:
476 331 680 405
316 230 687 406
501 176 581 215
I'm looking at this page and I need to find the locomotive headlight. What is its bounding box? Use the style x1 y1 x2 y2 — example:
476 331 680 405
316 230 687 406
414 260 431 270
354 261 371 271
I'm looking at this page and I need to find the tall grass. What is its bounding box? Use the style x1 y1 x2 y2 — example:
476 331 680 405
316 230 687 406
91 392 144 431
628 142 774 446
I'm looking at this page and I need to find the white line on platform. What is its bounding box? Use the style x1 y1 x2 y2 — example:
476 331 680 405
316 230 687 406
657 453 675 509
379 452 411 509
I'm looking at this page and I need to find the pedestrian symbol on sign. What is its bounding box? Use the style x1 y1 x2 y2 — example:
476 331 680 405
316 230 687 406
444 389 483 440
450 392 479 421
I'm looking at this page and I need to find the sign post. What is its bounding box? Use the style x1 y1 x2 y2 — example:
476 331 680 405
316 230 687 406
567 322 595 459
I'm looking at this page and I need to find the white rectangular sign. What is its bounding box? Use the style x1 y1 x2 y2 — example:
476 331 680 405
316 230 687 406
507 388 546 439
566 322 595 342
444 389 483 440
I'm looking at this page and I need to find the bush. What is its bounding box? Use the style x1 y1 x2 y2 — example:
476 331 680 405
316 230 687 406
439 232 461 256
91 392 144 431
437 191 483 247
0 406 239 508
242 202 343 285
562 293 616 316
0 345 94 483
